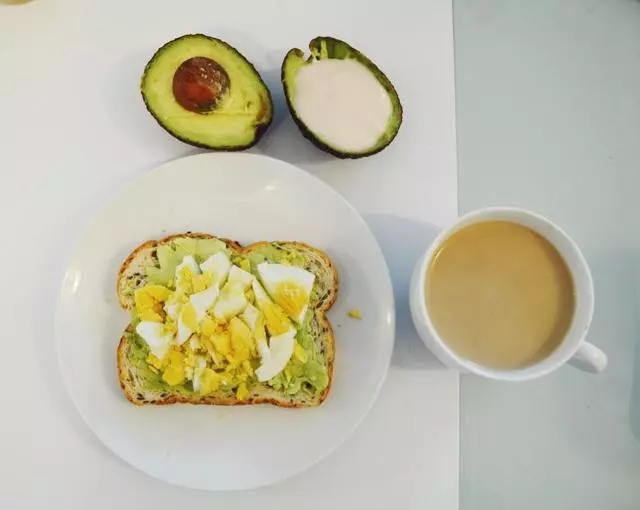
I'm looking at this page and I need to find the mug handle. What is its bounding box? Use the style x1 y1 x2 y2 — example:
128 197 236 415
568 341 608 373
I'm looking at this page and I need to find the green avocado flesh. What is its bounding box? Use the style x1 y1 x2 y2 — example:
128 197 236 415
128 240 329 398
141 34 273 150
282 36 403 159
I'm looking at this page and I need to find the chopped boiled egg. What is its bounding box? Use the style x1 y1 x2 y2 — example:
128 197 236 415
242 360 254 376
229 317 255 362
348 309 363 320
294 342 309 363
200 335 221 365
146 352 165 372
164 291 186 320
241 304 269 359
200 315 218 336
162 350 186 386
175 255 201 293
200 251 232 288
254 316 269 360
257 263 315 324
176 302 198 345
136 321 173 359
252 278 292 336
211 265 253 319
164 302 178 320
190 285 219 322
137 285 171 301
199 367 222 394
134 285 171 322
255 328 296 382
192 357 207 392
182 344 197 380
212 288 247 320
189 335 201 350
236 383 250 401
241 303 260 330
227 265 254 290
211 331 232 357
191 272 213 293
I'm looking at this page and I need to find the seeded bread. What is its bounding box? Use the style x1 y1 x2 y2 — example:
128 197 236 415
116 233 338 407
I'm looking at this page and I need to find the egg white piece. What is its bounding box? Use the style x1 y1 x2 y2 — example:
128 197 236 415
190 285 219 322
252 277 273 309
175 255 201 288
200 252 232 288
226 265 254 291
192 357 207 392
242 303 269 359
255 328 296 382
136 321 174 360
212 286 248 320
241 303 261 330
210 265 254 320
164 301 179 320
176 309 192 345
257 263 315 323
256 336 270 361
189 335 201 350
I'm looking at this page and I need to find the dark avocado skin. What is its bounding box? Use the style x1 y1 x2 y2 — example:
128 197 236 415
281 36 403 159
141 34 273 151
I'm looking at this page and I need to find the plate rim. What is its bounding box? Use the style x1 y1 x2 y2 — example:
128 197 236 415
55 152 395 491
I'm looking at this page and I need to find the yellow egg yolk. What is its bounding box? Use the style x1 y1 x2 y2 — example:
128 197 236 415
348 309 363 320
253 315 267 343
242 360 254 376
135 286 170 322
236 383 250 400
211 331 232 357
162 350 186 386
162 317 178 336
192 273 213 293
146 353 165 372
294 342 308 363
142 285 172 301
238 259 252 273
200 368 221 394
229 317 254 362
274 281 308 320
182 345 197 375
201 315 227 336
177 266 195 294
200 336 220 364
262 302 291 336
181 302 199 330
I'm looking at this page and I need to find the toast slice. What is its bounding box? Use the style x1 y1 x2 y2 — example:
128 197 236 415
116 233 338 408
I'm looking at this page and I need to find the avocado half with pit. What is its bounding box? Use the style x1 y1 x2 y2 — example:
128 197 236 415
141 34 273 150
282 37 403 159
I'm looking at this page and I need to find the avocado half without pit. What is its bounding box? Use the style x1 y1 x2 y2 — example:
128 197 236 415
141 34 273 150
282 37 403 159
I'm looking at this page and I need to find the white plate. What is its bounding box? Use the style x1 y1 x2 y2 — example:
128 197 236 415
55 153 395 491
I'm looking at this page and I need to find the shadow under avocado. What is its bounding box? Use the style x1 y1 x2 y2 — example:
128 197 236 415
365 213 447 370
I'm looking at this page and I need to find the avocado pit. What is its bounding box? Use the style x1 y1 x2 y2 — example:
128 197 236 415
172 56 230 113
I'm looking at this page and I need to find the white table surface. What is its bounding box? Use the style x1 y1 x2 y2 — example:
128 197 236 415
0 0 459 508
455 1 640 509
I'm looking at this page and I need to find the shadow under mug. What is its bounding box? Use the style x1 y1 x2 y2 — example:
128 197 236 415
409 207 607 381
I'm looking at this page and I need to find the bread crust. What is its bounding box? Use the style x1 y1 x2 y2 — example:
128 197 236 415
116 233 338 408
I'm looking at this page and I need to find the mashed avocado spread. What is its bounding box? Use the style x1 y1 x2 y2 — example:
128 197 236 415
127 238 328 401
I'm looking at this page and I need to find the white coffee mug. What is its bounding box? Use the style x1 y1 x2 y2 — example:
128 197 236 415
409 207 607 380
